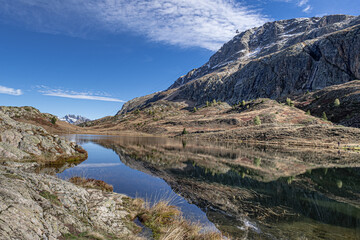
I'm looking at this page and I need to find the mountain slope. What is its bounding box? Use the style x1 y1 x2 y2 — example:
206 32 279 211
118 14 360 114
295 80 360 127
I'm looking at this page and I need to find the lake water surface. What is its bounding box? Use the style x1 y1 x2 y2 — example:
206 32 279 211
58 134 360 240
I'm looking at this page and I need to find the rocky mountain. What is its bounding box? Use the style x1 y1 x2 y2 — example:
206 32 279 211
60 114 90 125
118 14 360 114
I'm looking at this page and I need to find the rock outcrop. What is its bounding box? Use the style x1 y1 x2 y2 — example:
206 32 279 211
0 110 86 164
0 165 142 240
118 14 360 114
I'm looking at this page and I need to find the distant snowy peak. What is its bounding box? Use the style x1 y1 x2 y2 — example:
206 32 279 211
60 114 90 125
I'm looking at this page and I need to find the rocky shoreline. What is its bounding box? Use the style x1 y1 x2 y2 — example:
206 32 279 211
0 164 144 240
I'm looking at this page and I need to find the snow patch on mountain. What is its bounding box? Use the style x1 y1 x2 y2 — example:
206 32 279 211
60 114 90 125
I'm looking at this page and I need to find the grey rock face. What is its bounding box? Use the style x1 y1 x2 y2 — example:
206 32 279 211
118 14 360 114
0 166 141 240
0 111 84 162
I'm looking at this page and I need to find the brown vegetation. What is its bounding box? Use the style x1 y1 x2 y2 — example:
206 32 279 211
69 177 114 192
127 198 224 240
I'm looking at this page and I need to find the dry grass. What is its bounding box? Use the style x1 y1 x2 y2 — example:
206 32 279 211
69 177 114 192
131 198 224 240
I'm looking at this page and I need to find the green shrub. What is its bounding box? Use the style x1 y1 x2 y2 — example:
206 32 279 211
241 100 246 107
182 128 188 135
286 98 292 106
336 180 343 189
322 112 328 121
50 117 57 125
254 116 261 125
206 101 209 107
193 107 197 112
254 157 261 167
212 99 217 105
334 98 340 107
306 110 311 115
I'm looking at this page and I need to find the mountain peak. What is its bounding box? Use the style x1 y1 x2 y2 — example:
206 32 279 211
60 114 90 125
169 14 358 90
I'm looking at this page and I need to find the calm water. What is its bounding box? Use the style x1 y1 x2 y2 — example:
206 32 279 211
57 135 218 231
57 134 360 240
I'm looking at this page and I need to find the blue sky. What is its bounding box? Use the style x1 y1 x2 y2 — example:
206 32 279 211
0 0 359 119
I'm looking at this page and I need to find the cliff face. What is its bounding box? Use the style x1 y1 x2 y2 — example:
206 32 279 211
118 14 360 114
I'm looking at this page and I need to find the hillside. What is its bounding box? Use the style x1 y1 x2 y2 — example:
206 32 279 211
295 80 360 128
79 97 360 148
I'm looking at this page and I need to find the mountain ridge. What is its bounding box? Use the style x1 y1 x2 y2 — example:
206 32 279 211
118 14 360 115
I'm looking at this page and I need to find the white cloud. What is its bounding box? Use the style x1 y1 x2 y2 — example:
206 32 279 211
297 0 308 7
0 85 23 95
295 0 312 13
38 87 124 102
0 0 268 51
302 5 312 13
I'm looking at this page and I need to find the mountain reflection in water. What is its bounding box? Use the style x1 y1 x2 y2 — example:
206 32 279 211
60 135 360 240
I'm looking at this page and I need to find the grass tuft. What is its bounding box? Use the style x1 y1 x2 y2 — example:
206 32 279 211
129 198 224 240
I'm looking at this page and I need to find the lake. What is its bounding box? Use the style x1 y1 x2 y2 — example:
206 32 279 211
57 134 360 240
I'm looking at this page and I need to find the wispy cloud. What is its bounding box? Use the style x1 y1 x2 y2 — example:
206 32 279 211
297 0 308 7
0 0 269 51
302 5 312 13
0 85 23 95
38 87 124 102
297 0 312 13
